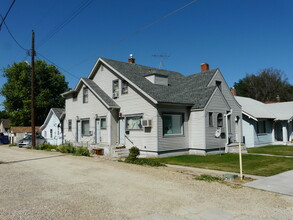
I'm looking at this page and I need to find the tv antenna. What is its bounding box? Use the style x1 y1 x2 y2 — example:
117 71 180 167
152 54 170 69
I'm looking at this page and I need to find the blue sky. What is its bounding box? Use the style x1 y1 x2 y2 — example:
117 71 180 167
1 0 293 110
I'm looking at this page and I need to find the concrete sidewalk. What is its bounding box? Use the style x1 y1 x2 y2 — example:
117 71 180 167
245 170 293 196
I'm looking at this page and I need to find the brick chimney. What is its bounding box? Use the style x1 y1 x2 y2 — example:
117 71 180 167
201 63 209 72
231 87 237 96
128 54 135 64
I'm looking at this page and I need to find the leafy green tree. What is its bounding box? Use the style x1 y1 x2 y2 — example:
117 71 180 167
234 68 293 102
1 60 69 126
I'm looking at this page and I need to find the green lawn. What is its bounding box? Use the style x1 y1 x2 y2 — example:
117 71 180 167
155 154 293 176
247 145 293 156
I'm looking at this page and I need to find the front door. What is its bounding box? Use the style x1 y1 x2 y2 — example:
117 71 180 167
76 120 81 142
95 119 101 144
119 118 125 144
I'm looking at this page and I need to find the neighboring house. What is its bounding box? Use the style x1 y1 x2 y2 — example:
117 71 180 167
235 96 293 147
61 56 242 157
265 102 293 144
10 126 41 144
40 108 65 145
0 119 11 134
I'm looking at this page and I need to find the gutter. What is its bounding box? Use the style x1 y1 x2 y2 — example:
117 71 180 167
224 109 232 153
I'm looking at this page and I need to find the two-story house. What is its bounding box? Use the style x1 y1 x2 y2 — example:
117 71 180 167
62 56 242 157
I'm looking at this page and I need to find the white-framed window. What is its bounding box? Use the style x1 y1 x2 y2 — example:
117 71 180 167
68 119 72 131
100 117 107 129
113 80 119 98
83 87 88 103
121 80 128 94
50 129 53 138
209 112 213 127
126 115 143 130
217 113 223 127
163 113 183 136
81 119 90 136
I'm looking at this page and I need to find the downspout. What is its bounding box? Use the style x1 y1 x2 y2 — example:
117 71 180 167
224 109 232 153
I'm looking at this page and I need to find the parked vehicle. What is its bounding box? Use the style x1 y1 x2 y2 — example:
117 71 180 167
17 134 46 148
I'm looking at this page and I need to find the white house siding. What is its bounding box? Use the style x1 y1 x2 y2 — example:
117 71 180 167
157 105 190 154
91 64 158 153
208 70 243 143
63 85 109 146
42 112 62 145
189 110 206 155
205 89 230 151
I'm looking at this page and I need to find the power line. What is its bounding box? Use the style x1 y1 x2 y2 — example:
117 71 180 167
37 0 94 48
68 0 199 70
0 14 27 50
37 52 80 80
0 0 16 30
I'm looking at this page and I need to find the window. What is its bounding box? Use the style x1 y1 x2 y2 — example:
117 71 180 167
113 80 119 98
100 118 107 129
209 112 213 127
216 80 222 91
68 119 72 131
44 131 47 138
217 113 223 127
126 116 143 130
81 119 90 136
257 120 266 134
163 114 183 136
83 87 88 103
121 80 128 94
50 129 53 138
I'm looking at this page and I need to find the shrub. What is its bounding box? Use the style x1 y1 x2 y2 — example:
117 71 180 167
74 147 90 157
124 147 165 167
128 146 140 159
57 144 76 153
9 143 17 147
35 143 57 151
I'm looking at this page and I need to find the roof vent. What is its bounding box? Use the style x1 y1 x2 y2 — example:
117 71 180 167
201 63 209 72
128 54 135 64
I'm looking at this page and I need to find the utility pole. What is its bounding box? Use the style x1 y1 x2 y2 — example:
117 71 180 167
31 30 36 149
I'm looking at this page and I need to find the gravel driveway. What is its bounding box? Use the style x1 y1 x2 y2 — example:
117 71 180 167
0 145 292 220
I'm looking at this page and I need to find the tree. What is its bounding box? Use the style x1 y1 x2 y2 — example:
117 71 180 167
1 60 69 126
233 68 293 102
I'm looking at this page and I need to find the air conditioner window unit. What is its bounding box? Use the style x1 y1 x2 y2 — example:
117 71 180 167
142 119 152 127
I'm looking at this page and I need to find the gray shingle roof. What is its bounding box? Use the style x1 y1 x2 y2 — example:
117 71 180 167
51 108 65 120
82 78 120 108
101 58 217 109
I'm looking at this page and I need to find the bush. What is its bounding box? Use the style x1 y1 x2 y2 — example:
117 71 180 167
74 147 90 157
57 144 76 153
128 146 140 159
124 147 165 167
35 143 57 151
194 174 224 182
